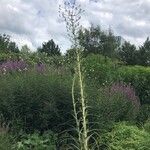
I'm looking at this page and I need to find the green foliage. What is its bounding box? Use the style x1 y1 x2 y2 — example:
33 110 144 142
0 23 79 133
15 131 56 150
0 133 14 150
0 51 149 149
88 84 139 132
83 54 118 86
20 45 31 54
118 41 137 65
144 119 150 133
83 55 150 105
65 48 76 64
116 66 150 105
137 37 150 66
38 39 61 56
0 34 19 53
0 51 66 69
99 122 150 150
78 26 119 58
137 104 150 125
22 52 65 68
0 72 73 133
118 37 150 66
78 26 150 67
0 52 19 63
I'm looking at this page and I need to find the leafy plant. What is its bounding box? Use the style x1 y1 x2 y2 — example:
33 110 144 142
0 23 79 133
98 122 150 150
89 82 140 132
59 1 92 149
144 119 150 133
116 66 150 105
0 72 73 133
83 54 119 86
0 116 14 150
137 104 150 125
15 131 57 150
0 133 14 150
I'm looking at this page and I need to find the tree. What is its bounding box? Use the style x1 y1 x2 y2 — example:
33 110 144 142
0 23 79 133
118 41 137 65
102 28 119 60
78 26 119 59
38 39 61 56
78 26 104 55
137 37 150 66
0 34 9 53
8 42 19 53
21 45 30 53
0 34 19 53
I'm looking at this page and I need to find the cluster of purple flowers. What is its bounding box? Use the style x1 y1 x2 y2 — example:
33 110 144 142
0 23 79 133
35 62 45 73
0 60 28 74
110 82 140 107
0 60 46 75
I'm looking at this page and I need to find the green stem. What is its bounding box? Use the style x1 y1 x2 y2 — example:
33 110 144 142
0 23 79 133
76 49 89 150
72 75 82 149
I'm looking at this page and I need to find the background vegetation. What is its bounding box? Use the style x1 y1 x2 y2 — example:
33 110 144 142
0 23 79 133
0 22 149 149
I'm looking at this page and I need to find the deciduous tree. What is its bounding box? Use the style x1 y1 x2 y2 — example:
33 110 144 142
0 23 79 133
38 39 61 56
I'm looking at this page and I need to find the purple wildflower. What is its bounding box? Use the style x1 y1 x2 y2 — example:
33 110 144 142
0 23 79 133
35 62 45 73
0 60 28 74
110 82 140 108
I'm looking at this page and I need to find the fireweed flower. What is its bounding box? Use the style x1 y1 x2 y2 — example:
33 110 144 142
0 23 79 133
35 62 45 73
0 60 28 74
110 82 140 108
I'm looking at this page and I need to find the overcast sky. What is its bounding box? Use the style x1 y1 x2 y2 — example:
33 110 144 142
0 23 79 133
0 0 150 52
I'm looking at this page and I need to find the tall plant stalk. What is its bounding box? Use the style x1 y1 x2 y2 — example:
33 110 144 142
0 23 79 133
77 49 89 150
59 2 89 150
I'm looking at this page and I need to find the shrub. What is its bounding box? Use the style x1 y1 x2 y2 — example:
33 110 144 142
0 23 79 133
144 119 150 133
83 54 119 86
0 117 14 150
0 53 19 63
99 122 150 150
83 55 150 105
0 60 28 74
0 133 14 150
88 82 140 132
116 66 150 105
0 52 66 68
137 104 150 125
15 131 57 150
0 72 73 133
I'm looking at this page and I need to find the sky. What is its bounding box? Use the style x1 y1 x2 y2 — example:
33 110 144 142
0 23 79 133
0 0 150 52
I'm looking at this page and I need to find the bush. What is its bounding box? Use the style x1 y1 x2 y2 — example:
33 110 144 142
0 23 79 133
0 72 73 133
0 53 19 63
20 52 65 67
15 131 57 150
137 104 150 125
88 82 140 132
144 119 150 133
83 55 150 105
116 66 150 105
99 122 150 150
0 60 28 74
83 54 119 86
0 52 66 68
0 133 14 150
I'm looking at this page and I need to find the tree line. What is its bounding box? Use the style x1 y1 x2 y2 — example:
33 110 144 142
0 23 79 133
0 25 150 66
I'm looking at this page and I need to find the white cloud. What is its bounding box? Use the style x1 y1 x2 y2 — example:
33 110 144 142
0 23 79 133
0 0 150 52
